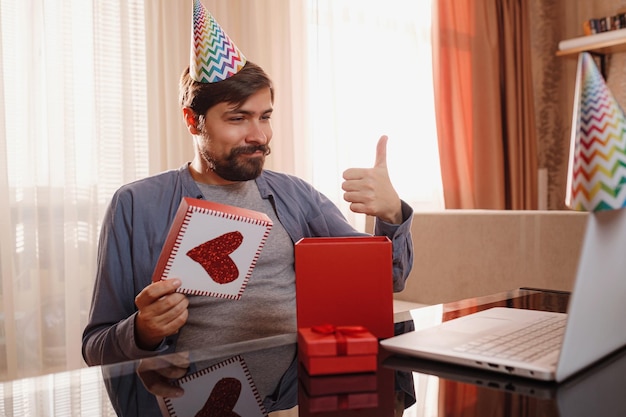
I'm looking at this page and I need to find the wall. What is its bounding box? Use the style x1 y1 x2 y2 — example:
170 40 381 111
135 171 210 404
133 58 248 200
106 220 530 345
530 0 626 210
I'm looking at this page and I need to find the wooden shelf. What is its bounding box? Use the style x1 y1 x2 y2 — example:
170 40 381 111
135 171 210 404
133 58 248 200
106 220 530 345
556 28 626 57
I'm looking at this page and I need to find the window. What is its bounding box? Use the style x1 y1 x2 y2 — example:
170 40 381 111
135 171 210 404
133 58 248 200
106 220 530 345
0 0 148 380
307 0 444 229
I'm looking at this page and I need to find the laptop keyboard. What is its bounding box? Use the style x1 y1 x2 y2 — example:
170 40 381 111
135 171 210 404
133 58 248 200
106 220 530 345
453 315 567 361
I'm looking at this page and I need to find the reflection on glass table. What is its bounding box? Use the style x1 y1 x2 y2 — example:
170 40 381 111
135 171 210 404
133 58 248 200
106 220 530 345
120 334 299 416
1 289 625 416
105 330 414 417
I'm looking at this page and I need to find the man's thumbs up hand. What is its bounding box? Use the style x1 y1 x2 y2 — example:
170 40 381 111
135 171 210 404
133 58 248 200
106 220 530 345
342 135 403 224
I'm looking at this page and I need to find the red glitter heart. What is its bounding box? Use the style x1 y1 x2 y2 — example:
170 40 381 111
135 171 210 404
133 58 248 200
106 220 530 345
195 377 242 417
187 231 243 284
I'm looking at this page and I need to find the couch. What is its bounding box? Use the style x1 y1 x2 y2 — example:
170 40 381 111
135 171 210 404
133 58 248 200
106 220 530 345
366 210 589 306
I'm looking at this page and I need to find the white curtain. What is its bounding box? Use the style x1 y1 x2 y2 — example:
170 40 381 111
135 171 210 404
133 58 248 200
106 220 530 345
0 0 308 381
306 0 443 229
0 0 441 382
0 0 149 380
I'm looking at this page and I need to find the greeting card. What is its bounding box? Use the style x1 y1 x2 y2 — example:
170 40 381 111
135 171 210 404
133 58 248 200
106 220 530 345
153 197 272 300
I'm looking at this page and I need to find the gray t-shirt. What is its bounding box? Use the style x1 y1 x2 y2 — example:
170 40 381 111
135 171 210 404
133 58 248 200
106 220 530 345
176 180 296 350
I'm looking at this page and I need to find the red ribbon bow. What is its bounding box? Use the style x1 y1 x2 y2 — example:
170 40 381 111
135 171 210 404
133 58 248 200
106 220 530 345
311 324 369 356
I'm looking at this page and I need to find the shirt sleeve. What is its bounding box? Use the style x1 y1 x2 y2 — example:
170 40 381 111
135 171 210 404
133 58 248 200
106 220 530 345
373 200 414 292
81 191 173 365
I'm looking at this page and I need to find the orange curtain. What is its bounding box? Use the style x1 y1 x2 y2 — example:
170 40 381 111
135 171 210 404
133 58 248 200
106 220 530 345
432 0 538 209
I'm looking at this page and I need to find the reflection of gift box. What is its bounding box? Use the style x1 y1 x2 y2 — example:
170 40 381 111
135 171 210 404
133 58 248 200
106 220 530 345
298 325 378 375
298 363 377 396
299 387 379 413
296 361 396 417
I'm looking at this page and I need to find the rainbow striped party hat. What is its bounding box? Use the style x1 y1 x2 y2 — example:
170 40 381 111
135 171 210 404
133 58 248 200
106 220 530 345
189 0 246 83
566 52 626 211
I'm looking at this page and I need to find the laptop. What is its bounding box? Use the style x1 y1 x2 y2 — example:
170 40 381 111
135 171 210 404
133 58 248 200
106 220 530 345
380 209 626 382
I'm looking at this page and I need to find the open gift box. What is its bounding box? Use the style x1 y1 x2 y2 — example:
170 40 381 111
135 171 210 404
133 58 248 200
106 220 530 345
298 325 378 375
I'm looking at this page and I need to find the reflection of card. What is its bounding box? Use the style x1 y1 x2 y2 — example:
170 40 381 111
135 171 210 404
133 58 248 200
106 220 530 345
153 197 272 299
163 355 266 417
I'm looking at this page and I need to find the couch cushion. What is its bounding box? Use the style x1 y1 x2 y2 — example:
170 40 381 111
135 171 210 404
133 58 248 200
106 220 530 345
367 210 588 305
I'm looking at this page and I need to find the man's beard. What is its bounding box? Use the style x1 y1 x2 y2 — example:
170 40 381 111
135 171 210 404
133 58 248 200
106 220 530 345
201 144 271 181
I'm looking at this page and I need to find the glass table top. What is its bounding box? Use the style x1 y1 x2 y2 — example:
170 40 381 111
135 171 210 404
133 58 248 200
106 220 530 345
1 288 625 416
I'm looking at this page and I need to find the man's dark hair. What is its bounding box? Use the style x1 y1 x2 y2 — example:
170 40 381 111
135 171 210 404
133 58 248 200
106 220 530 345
179 61 274 120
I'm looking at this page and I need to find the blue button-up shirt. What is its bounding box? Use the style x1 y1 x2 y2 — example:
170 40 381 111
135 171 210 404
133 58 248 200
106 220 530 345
82 164 414 365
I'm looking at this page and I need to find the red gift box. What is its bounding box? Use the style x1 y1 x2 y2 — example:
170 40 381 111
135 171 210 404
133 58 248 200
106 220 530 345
295 236 394 338
298 325 378 375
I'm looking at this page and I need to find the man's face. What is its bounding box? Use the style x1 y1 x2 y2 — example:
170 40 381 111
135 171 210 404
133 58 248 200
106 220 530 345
196 87 273 183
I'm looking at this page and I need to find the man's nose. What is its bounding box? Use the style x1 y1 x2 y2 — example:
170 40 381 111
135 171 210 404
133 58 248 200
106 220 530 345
246 121 269 144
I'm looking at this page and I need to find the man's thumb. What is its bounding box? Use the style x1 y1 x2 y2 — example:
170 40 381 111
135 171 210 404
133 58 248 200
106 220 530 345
374 135 389 168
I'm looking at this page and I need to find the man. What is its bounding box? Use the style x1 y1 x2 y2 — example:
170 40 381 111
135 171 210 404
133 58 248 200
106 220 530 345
82 3 413 366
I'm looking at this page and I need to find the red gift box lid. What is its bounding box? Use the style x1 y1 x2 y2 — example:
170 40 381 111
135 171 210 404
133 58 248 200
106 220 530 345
298 325 378 357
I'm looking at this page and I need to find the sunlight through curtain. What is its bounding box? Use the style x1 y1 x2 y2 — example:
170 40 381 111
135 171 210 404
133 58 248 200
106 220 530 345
0 0 148 381
306 0 444 230
0 0 443 385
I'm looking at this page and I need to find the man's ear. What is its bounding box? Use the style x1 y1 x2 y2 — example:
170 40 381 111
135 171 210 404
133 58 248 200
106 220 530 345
182 107 200 135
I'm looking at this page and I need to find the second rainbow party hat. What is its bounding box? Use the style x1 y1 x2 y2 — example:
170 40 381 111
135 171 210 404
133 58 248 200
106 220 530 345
566 52 626 211
190 0 247 83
